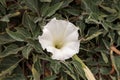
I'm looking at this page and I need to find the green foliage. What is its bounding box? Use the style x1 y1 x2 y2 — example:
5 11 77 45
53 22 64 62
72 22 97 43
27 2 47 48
0 0 120 80
41 1 63 17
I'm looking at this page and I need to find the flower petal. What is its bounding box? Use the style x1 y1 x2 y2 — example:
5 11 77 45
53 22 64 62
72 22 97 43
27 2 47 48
63 41 80 53
38 18 80 60
63 23 79 42
51 47 77 60
38 28 53 49
44 18 68 40
51 41 80 60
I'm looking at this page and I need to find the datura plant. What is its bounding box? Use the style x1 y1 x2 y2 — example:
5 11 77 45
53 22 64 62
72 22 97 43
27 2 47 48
38 18 95 79
0 0 120 80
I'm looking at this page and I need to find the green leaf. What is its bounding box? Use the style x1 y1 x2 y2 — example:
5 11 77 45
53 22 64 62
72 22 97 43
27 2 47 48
101 51 108 63
0 56 21 78
1 66 26 80
0 12 21 22
76 21 86 37
61 61 74 73
86 27 98 37
99 4 117 13
108 31 115 42
24 0 39 12
40 0 51 2
22 12 37 36
101 21 112 31
40 3 50 17
6 27 31 41
64 70 77 80
50 61 61 74
27 39 43 53
86 13 100 24
64 8 81 16
62 61 86 80
102 39 110 50
106 13 118 22
0 44 23 58
100 67 110 75
6 28 25 41
33 24 41 39
43 2 63 17
72 61 86 80
22 45 32 59
0 33 15 44
110 52 119 78
15 27 31 38
82 0 101 13
61 0 73 8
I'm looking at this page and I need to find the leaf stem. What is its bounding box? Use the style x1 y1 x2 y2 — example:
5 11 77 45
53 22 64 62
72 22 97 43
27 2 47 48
72 55 86 68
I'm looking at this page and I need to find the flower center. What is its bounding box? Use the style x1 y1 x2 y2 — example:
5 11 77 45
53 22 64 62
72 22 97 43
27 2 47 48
54 40 64 49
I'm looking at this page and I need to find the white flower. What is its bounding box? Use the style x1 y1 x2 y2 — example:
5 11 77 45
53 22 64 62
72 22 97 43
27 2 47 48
38 18 80 60
83 66 96 80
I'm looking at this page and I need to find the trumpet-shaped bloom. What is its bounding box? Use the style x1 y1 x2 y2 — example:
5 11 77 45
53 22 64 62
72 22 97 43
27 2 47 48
38 18 80 60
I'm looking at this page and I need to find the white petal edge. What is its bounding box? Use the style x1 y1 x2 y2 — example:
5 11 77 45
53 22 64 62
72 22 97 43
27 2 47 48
38 28 53 50
51 41 80 60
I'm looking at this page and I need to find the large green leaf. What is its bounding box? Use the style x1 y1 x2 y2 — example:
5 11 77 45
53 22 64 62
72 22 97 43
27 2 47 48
0 56 21 78
22 45 32 59
64 7 81 16
101 21 112 31
76 21 86 37
82 0 101 13
62 61 81 80
41 2 63 17
27 39 43 53
24 0 39 13
0 33 15 44
71 60 86 80
50 60 61 74
22 12 36 35
0 44 23 58
101 51 108 63
6 27 31 41
64 70 77 80
1 66 26 80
